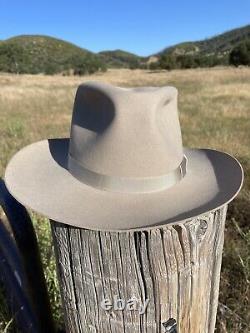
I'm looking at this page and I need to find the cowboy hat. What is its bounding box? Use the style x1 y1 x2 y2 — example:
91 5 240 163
4 82 243 231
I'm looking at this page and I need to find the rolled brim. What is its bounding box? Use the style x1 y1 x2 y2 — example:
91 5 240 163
5 138 243 231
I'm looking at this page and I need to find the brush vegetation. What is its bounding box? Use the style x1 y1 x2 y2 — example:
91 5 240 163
98 25 250 69
150 25 250 70
99 49 146 68
0 25 250 74
159 25 250 56
0 35 107 75
0 68 249 332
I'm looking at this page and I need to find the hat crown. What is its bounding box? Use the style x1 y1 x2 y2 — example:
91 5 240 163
69 82 183 179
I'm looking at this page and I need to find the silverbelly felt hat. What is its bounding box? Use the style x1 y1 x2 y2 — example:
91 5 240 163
5 82 243 231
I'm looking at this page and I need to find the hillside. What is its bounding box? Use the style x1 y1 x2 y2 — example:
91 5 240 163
0 35 106 74
0 25 249 74
157 25 250 57
99 49 144 68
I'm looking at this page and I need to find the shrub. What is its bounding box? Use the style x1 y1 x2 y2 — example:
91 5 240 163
0 43 28 73
229 40 250 66
71 54 107 75
159 54 177 70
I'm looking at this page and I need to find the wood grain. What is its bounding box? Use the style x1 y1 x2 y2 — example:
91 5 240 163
51 205 227 333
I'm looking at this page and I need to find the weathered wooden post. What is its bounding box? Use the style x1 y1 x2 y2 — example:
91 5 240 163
5 82 243 333
51 206 227 333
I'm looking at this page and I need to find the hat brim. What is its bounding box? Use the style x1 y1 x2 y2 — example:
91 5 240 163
5 139 243 231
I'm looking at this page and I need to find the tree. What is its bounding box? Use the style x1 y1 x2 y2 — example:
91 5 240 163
149 62 160 70
176 55 196 69
70 54 107 76
44 62 58 75
0 43 28 73
129 59 140 70
229 40 250 66
159 54 177 70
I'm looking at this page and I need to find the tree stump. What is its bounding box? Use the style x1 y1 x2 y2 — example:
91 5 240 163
51 205 227 333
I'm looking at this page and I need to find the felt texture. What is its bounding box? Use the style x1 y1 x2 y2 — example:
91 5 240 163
69 82 182 176
4 82 243 231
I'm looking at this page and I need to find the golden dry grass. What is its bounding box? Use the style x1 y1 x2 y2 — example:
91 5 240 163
0 67 250 332
0 67 249 173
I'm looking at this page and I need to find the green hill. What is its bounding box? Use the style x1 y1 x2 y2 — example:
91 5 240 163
0 25 249 74
0 35 106 74
101 25 250 68
99 49 144 68
149 25 250 70
157 25 250 57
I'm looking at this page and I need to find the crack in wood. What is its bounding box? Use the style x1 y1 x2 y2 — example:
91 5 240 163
51 206 227 333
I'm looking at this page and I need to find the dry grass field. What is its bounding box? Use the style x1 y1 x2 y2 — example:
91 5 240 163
0 67 250 332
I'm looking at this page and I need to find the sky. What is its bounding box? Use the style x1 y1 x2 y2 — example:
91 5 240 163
0 0 249 56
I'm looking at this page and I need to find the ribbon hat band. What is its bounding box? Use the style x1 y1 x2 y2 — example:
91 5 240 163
68 154 187 193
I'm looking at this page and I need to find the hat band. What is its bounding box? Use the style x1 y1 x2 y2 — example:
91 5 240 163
68 154 187 193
